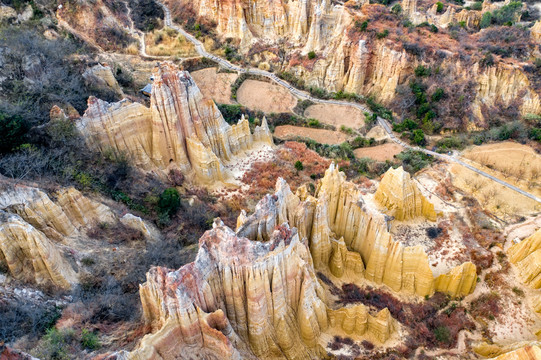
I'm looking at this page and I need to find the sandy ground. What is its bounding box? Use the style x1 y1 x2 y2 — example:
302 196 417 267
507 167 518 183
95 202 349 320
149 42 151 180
237 80 297 113
450 142 541 217
353 143 404 161
192 67 238 104
274 125 347 145
304 104 366 129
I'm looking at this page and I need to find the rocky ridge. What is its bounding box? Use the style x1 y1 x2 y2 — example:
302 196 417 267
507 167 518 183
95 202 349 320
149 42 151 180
0 181 155 289
111 164 477 359
77 62 273 184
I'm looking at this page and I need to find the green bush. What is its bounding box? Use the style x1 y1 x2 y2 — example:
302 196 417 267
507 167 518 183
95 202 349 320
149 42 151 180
41 328 74 360
434 325 451 343
359 20 369 32
376 29 389 39
391 4 402 14
307 118 321 128
412 129 426 145
0 111 28 153
480 12 492 28
430 24 439 33
307 51 316 60
294 160 304 171
396 149 433 173
340 125 354 135
81 329 100 350
436 2 444 13
415 65 431 77
217 104 243 124
431 88 445 102
492 1 522 25
158 188 181 217
393 118 418 132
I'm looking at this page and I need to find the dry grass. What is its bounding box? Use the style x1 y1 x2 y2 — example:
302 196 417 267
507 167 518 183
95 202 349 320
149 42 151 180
145 28 197 57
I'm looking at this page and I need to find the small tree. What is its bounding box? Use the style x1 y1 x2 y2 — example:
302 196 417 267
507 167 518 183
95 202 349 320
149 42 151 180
360 20 369 32
436 2 444 13
412 129 426 146
391 4 402 14
480 11 492 28
0 111 28 154
307 51 316 60
295 160 304 171
158 188 181 217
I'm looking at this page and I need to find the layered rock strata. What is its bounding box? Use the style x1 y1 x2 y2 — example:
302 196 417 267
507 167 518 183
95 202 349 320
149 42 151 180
77 62 273 184
0 183 155 289
116 220 395 359
0 185 114 288
237 164 476 298
169 0 351 51
508 228 541 289
112 163 481 359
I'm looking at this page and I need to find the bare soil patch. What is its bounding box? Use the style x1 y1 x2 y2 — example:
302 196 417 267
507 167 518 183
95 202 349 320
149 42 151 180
237 80 297 113
192 67 238 104
274 125 347 145
354 143 403 161
304 104 366 129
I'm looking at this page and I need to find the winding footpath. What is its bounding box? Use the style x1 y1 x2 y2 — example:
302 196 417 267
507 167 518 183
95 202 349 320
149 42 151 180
155 0 540 204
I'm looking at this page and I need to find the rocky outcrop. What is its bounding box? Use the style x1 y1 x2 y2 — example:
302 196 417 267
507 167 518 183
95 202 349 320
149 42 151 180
507 228 541 289
0 182 155 289
77 62 273 184
0 184 114 288
114 219 395 360
170 0 351 51
375 166 437 221
238 164 476 298
83 63 124 97
488 345 541 360
111 163 482 359
532 20 541 43
474 64 541 119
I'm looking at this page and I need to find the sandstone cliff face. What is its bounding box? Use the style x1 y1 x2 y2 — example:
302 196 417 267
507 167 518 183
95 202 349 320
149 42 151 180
115 163 478 359
0 182 157 289
115 219 395 360
508 228 541 289
169 0 351 51
0 184 116 288
474 64 541 118
238 164 476 298
77 62 273 184
488 345 541 360
375 166 437 221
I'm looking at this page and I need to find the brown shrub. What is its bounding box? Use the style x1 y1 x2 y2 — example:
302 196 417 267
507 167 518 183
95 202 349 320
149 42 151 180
470 292 501 320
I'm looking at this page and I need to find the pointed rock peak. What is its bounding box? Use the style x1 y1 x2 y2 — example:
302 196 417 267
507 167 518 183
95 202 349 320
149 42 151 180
241 114 246 122
375 166 436 221
261 116 269 128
